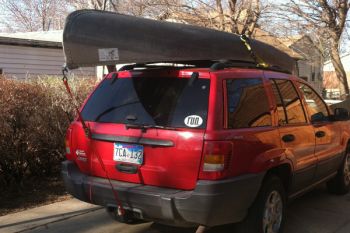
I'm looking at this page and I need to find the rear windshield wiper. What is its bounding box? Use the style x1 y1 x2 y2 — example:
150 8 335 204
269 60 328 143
125 123 176 132
94 101 140 121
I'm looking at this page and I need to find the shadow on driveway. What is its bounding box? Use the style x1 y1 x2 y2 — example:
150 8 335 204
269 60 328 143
26 185 350 233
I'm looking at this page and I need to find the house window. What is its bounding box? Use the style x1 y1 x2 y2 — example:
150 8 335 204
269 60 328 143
300 76 308 81
311 72 315 81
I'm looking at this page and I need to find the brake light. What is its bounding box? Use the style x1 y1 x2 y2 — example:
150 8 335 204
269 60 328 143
65 128 73 160
199 141 233 180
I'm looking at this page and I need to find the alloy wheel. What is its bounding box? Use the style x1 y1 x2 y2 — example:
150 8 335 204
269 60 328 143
344 152 350 186
263 191 283 233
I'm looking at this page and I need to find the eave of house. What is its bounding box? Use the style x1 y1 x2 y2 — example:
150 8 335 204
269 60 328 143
0 30 63 49
0 36 62 48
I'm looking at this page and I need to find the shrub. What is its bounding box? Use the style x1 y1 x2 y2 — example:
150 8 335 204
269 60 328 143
0 76 96 189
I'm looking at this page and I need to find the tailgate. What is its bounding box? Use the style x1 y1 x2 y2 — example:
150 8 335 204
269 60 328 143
72 72 211 190
87 123 205 190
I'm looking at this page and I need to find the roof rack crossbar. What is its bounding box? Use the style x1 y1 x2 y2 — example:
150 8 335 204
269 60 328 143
210 60 291 74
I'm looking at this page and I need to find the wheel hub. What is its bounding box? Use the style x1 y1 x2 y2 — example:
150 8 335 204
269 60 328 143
344 152 350 186
263 191 283 233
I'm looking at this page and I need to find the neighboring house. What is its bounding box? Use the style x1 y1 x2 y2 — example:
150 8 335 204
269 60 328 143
0 30 97 79
280 35 324 94
249 29 304 61
323 53 350 99
237 28 323 94
0 29 324 90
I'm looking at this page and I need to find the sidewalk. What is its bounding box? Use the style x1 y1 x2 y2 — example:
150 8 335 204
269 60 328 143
0 199 101 233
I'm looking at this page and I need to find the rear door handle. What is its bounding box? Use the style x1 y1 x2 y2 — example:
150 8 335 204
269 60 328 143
282 134 295 143
315 131 326 138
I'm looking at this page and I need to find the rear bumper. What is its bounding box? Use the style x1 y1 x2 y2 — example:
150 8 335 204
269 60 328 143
62 161 264 227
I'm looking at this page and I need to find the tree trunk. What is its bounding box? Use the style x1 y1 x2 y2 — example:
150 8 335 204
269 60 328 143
330 42 349 99
216 0 225 31
228 0 239 34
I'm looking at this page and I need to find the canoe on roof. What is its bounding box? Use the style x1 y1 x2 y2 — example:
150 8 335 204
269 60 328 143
62 10 297 74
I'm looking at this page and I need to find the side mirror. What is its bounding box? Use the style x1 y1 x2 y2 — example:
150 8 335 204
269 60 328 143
311 112 326 122
333 108 350 121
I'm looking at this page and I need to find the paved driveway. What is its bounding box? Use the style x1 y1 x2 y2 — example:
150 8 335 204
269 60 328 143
2 185 350 233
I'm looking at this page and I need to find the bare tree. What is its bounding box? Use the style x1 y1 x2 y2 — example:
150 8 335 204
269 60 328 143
71 0 268 36
226 0 262 36
272 0 350 97
71 0 168 17
70 0 118 11
142 0 268 36
0 0 70 32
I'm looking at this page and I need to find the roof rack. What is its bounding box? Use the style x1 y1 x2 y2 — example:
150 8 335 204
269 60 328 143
116 60 291 74
117 60 214 71
209 60 291 74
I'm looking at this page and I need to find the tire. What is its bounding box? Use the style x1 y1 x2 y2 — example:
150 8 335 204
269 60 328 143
327 150 350 195
234 175 286 233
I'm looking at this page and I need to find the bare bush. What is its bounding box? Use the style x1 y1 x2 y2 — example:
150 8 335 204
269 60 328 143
0 77 95 189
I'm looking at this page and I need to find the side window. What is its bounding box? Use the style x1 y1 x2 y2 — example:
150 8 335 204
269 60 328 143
271 80 287 125
271 79 306 125
297 82 329 122
226 78 271 129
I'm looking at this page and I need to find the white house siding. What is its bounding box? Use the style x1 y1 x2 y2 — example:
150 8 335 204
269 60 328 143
323 54 350 98
324 54 350 72
297 60 323 93
0 44 96 79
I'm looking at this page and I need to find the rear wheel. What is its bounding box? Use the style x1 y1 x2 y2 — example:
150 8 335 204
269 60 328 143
327 150 350 195
235 175 286 233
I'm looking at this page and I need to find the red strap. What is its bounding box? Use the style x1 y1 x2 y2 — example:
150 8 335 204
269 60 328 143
62 74 125 216
93 143 125 215
63 78 90 137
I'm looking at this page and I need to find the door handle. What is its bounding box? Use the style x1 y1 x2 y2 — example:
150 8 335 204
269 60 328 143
282 134 295 142
315 131 326 138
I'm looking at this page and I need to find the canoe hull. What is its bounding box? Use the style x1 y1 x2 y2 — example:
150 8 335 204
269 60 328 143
63 10 296 74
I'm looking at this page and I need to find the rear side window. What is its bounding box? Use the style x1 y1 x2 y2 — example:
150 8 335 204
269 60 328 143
81 77 210 129
226 78 272 129
297 82 329 122
271 80 287 125
271 79 306 125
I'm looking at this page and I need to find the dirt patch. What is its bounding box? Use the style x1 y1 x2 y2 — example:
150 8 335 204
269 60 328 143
0 177 71 216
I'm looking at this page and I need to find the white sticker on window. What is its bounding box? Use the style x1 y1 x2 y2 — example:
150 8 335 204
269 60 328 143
98 48 119 62
184 115 203 128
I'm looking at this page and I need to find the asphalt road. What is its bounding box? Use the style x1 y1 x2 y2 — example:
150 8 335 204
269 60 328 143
17 185 350 233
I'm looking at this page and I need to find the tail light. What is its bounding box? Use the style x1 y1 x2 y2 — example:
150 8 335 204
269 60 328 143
199 141 233 180
65 128 74 160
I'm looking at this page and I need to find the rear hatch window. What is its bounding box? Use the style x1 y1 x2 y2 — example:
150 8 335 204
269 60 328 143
81 76 210 128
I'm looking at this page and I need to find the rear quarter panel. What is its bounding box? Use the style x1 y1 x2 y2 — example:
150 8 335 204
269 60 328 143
206 69 292 177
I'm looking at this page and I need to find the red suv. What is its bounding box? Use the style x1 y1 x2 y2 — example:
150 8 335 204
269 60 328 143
62 63 350 233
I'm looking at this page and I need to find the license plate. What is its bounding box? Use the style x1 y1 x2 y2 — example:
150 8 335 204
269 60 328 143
113 143 143 165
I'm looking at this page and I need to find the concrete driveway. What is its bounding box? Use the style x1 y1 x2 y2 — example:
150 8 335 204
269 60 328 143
2 185 350 233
